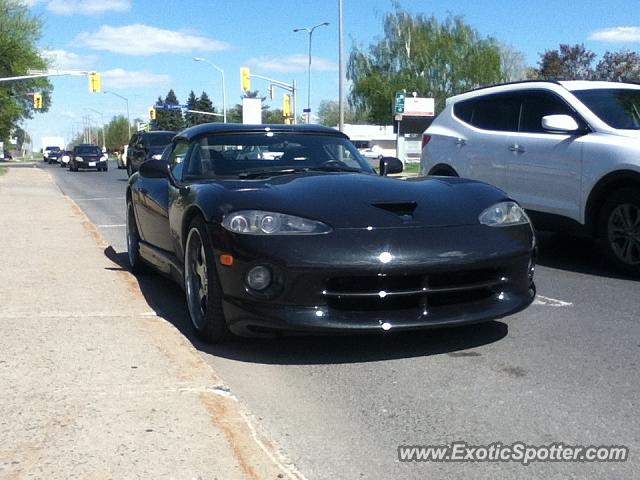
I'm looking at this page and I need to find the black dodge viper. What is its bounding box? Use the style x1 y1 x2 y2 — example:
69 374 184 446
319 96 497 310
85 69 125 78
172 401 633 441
127 124 536 342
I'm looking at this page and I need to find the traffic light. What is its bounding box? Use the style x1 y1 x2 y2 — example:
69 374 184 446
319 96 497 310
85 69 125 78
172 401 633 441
33 92 43 109
88 72 101 93
240 67 251 92
149 107 156 120
283 94 291 118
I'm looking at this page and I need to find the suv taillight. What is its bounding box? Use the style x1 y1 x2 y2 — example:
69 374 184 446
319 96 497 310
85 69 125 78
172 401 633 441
422 134 432 149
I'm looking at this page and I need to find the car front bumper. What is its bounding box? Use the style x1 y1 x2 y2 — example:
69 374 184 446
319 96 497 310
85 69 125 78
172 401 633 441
74 159 107 168
209 223 536 337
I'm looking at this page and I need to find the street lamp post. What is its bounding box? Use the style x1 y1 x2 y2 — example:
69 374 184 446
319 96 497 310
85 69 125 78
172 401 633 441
103 91 131 140
193 57 227 124
87 108 106 150
294 21 329 124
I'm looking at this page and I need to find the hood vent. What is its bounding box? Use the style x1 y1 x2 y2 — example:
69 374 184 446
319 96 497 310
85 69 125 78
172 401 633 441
371 201 418 223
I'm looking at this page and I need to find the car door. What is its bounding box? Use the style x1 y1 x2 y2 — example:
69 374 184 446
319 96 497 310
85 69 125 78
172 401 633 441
454 93 521 190
505 90 585 221
133 142 189 252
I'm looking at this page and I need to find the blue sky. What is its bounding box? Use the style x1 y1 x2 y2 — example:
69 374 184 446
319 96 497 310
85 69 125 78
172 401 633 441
21 0 640 149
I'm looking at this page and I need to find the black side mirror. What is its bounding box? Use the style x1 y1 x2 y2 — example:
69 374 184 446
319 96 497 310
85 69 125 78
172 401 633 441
379 156 403 176
139 159 170 178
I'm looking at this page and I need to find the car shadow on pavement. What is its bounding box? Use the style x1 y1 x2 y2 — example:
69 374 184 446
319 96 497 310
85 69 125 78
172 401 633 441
535 231 634 280
105 246 510 365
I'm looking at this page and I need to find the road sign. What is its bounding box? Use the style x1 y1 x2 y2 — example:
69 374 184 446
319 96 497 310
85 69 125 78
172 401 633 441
403 97 435 116
394 91 405 114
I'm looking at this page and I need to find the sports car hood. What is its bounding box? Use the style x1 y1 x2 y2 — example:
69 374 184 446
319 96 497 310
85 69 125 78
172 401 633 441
204 173 510 229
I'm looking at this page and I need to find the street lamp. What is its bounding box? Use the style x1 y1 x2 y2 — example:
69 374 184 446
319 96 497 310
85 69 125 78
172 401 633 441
293 21 329 124
103 90 131 140
87 108 106 150
193 57 227 124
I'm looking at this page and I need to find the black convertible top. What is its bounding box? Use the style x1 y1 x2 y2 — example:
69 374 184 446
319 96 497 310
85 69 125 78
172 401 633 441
175 123 348 142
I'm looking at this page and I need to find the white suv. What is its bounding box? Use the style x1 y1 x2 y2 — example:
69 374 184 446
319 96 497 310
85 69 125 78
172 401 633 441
421 80 640 276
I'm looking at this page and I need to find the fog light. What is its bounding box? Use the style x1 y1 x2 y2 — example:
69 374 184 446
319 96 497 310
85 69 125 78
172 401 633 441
246 266 272 291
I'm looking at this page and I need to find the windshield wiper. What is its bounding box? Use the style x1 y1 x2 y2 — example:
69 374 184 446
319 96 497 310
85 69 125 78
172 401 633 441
237 165 365 179
305 165 364 173
237 168 309 179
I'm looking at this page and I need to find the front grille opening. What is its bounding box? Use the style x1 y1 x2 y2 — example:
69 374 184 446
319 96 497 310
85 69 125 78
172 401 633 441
324 269 500 312
428 269 497 288
327 295 422 311
326 274 423 294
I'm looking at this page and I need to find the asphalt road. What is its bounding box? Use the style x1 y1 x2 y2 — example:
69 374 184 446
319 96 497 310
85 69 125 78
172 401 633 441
41 159 638 480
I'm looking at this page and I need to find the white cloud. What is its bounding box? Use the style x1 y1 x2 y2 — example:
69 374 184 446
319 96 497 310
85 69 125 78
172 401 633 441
41 49 97 69
247 54 337 73
21 0 44 7
589 26 640 43
102 68 171 89
46 0 131 15
74 24 230 56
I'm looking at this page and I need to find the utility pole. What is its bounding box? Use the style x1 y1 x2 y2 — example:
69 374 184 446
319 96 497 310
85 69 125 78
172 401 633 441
338 0 345 132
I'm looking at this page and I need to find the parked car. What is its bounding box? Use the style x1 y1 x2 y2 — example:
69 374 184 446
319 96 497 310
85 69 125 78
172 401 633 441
59 150 72 168
116 145 128 169
69 144 108 172
127 124 536 343
43 146 61 163
126 130 175 176
421 80 640 276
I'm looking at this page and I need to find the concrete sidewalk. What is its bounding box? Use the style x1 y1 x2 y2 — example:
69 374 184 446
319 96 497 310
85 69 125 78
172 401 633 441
0 168 297 479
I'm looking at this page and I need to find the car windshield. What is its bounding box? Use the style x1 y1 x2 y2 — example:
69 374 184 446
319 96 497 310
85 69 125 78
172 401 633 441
148 133 174 147
184 132 375 179
75 146 101 155
573 88 640 130
46 146 60 151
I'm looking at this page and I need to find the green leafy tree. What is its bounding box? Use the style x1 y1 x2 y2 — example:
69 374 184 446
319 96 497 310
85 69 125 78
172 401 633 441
104 115 131 150
263 108 285 124
537 44 596 80
154 89 184 131
316 100 367 126
348 7 503 123
0 0 53 143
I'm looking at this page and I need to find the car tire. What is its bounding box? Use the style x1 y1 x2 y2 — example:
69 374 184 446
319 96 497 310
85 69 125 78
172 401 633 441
598 188 640 277
184 216 230 343
126 200 147 275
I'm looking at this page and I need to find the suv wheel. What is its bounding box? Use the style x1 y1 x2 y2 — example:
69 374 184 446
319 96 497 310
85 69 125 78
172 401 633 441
599 188 640 276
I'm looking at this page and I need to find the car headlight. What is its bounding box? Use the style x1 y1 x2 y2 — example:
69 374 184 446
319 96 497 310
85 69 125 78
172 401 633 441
222 210 331 235
479 201 529 227
75 156 83 162
151 154 163 160
101 155 108 161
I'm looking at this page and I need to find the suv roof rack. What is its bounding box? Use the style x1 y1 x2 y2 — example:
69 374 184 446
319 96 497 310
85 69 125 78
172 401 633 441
460 79 565 96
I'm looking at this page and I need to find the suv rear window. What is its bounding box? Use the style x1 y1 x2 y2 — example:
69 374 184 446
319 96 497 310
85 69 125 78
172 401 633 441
454 95 520 132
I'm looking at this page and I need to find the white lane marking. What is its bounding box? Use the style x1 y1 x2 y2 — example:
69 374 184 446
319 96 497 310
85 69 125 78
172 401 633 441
97 224 125 228
534 295 573 307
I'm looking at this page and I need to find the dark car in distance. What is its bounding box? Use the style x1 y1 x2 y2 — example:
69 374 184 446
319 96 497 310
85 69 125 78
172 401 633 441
44 146 62 164
69 144 108 172
127 124 536 343
126 130 175 176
